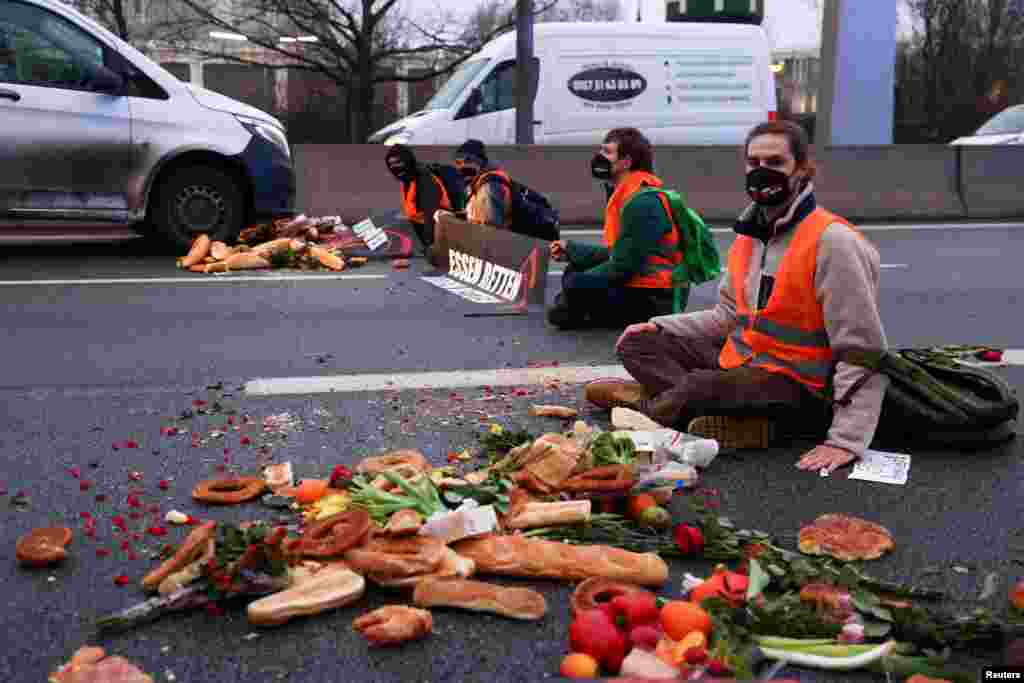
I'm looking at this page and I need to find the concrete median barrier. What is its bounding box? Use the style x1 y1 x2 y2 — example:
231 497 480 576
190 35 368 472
959 146 1024 219
294 143 1021 226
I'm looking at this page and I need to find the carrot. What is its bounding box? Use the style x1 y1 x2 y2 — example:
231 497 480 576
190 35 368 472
179 234 211 268
224 252 271 271
310 246 345 271
204 261 229 274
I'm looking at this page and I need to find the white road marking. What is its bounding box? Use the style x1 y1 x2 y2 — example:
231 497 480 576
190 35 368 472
0 274 390 286
246 364 633 396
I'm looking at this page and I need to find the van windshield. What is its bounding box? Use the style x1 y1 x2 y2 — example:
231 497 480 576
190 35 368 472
423 58 490 111
975 105 1024 136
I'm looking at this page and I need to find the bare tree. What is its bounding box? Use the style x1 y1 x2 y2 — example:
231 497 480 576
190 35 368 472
167 0 553 142
69 0 199 45
896 0 1023 141
535 0 621 22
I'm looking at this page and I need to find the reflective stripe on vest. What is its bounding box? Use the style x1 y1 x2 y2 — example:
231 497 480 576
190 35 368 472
468 170 512 227
718 207 857 390
603 172 684 290
401 175 453 224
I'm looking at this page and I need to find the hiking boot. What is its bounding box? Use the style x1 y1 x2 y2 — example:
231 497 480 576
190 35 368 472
686 415 775 450
585 379 648 411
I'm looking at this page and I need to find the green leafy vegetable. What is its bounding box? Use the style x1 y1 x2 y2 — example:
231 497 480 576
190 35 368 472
590 432 636 466
348 472 446 524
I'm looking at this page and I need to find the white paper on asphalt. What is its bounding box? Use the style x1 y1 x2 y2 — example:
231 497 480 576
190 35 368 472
848 449 911 485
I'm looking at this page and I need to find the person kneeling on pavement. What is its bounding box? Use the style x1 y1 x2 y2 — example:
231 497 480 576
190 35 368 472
385 144 465 250
586 120 890 475
547 128 691 329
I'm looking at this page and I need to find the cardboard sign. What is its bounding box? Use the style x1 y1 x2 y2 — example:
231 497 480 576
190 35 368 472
423 213 550 310
352 217 389 251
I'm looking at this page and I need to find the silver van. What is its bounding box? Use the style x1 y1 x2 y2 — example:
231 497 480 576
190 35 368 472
0 0 295 249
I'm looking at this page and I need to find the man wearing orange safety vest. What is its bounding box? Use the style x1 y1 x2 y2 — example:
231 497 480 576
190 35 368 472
586 121 889 475
546 128 685 329
385 144 465 249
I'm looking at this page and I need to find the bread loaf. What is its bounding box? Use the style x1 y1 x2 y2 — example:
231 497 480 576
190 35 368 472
452 535 668 587
413 579 547 620
368 547 475 588
247 564 365 626
503 500 591 530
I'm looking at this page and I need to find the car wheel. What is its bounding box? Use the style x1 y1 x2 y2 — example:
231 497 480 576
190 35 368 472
150 165 245 251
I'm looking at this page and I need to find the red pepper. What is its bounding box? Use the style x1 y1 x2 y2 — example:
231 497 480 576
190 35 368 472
674 523 704 555
610 592 660 630
569 608 627 674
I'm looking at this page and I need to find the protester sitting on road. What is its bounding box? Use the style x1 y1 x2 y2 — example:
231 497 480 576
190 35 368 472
453 139 513 229
385 144 464 249
546 127 686 330
586 120 889 475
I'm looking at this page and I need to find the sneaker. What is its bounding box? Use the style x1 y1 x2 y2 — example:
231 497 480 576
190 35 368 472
686 415 775 450
584 379 648 410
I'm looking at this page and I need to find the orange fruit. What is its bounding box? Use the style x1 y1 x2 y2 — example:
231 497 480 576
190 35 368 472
560 652 600 678
679 631 708 651
294 479 329 504
660 600 713 641
1010 580 1024 610
627 494 658 521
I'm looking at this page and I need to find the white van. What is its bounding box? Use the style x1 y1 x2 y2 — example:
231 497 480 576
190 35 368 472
368 22 777 146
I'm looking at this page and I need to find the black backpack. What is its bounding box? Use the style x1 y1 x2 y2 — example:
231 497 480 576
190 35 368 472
835 348 1019 446
487 174 561 242
425 163 467 212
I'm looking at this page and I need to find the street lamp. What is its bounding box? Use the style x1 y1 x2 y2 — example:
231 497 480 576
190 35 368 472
209 31 247 41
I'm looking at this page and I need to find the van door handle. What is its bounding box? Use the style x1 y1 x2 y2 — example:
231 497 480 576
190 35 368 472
533 120 542 125
0 89 21 102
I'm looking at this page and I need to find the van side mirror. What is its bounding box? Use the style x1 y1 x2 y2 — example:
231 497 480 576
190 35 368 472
456 88 482 120
85 62 124 94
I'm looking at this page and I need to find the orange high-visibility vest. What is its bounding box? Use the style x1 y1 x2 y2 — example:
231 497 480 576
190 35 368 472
718 207 858 391
401 173 453 224
467 169 513 227
603 171 684 290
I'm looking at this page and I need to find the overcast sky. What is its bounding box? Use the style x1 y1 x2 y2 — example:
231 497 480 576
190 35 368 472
408 0 915 52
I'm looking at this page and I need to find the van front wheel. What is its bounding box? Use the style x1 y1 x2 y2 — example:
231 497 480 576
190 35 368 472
150 166 245 251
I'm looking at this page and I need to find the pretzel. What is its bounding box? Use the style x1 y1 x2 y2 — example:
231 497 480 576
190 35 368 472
560 465 635 493
356 450 432 476
293 510 372 558
192 477 267 504
344 535 446 578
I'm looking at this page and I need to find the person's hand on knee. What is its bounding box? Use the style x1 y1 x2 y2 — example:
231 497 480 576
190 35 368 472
615 322 658 352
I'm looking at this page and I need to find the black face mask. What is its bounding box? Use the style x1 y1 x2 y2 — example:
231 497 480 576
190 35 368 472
591 153 613 181
458 166 479 180
746 167 794 206
387 159 414 182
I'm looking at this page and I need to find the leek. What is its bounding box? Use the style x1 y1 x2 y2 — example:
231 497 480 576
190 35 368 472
759 639 896 671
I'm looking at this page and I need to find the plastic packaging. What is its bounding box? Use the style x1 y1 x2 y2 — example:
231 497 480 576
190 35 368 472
654 431 719 468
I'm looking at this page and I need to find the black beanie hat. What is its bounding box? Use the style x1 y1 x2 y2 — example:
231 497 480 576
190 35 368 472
455 139 488 167
386 144 416 167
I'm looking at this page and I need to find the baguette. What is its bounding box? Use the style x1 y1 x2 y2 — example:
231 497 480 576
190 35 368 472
224 252 271 271
247 563 365 626
502 500 591 530
529 405 579 419
368 547 475 588
309 245 345 271
179 234 211 268
413 579 547 620
249 237 294 259
210 241 238 261
452 535 668 587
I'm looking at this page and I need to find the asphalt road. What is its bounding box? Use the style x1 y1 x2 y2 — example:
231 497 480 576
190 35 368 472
2 224 1023 682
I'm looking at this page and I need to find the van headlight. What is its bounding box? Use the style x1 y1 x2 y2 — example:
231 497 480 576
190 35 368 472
236 115 291 159
384 129 413 146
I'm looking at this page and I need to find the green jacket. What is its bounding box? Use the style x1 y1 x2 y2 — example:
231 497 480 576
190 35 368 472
564 191 675 288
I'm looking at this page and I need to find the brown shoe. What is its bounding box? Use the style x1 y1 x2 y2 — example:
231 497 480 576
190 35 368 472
584 379 648 411
687 415 775 450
